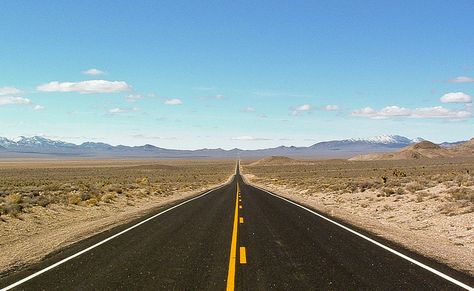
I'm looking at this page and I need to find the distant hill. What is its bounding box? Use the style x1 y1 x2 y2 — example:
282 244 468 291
0 135 468 159
349 140 473 161
439 141 466 148
451 138 474 156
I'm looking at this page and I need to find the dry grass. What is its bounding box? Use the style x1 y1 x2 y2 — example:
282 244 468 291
242 157 474 213
0 160 235 220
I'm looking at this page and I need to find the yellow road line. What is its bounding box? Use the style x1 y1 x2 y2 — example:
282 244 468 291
226 183 240 291
239 217 244 224
239 247 247 264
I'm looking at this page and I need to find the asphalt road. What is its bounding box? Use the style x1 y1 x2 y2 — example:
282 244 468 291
1 166 473 290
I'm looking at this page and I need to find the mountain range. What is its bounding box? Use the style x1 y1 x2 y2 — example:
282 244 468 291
0 135 465 159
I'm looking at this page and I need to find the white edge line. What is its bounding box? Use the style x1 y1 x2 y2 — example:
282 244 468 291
1 180 232 291
250 183 473 291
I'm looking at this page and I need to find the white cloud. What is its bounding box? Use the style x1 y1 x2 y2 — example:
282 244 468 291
37 80 131 94
33 105 44 111
0 88 44 110
352 106 412 119
0 96 32 106
378 106 411 118
125 94 143 102
0 87 21 96
440 92 472 103
352 105 471 120
411 106 471 119
352 107 376 116
231 136 271 141
322 104 339 111
82 68 105 76
107 107 139 114
164 98 183 105
241 106 255 113
292 104 312 116
448 76 474 83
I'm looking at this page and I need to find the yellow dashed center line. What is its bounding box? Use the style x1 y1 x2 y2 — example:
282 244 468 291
226 182 248 290
239 247 247 264
226 183 240 291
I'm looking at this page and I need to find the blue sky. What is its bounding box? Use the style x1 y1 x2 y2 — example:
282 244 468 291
0 1 473 149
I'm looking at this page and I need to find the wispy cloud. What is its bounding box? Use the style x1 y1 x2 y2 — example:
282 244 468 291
291 104 312 116
0 96 31 106
82 68 105 76
33 105 45 111
164 98 183 105
241 106 255 113
411 106 471 119
125 94 144 102
0 87 21 96
352 105 471 120
440 92 472 103
352 106 411 119
322 104 339 111
448 76 474 83
107 107 139 114
0 87 44 110
37 80 131 94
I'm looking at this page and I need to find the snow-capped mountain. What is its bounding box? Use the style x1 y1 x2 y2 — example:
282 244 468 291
0 137 17 148
0 135 464 158
0 136 75 150
14 136 75 147
346 135 423 145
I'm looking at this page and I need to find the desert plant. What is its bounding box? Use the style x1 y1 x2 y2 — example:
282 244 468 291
448 187 474 203
392 169 407 177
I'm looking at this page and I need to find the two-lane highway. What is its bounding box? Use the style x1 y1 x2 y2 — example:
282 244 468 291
1 165 473 290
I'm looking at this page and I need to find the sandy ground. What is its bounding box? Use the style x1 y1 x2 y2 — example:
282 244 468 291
0 174 233 277
242 172 474 276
